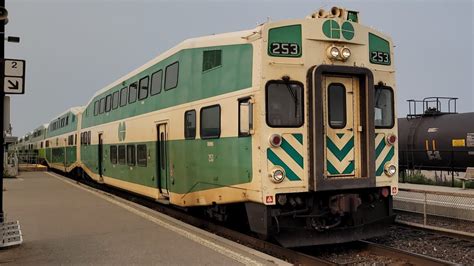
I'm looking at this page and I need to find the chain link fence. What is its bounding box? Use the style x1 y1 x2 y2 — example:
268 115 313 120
394 188 474 236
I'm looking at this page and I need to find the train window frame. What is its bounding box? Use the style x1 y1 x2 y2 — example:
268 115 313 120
105 94 112 112
94 101 99 116
136 144 147 167
374 85 395 129
327 83 347 129
120 87 128 107
164 61 179 91
128 82 138 104
127 145 136 166
200 105 221 139
184 110 196 140
110 145 118 165
238 97 253 137
150 70 163 96
138 76 149 101
118 145 126 165
265 80 304 128
112 91 120 110
99 98 106 114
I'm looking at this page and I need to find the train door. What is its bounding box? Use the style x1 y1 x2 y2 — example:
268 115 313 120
98 133 103 178
156 123 169 197
323 76 360 177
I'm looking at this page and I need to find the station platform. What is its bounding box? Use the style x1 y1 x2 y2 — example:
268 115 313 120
0 172 288 265
394 182 474 222
398 182 474 195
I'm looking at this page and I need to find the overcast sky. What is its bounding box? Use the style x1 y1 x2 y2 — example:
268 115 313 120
5 0 473 136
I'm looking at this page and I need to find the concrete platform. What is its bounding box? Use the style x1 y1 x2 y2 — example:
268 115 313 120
399 182 474 195
0 172 288 265
18 164 47 172
395 182 474 221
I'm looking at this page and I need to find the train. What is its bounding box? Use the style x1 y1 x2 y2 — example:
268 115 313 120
398 97 474 172
12 7 398 247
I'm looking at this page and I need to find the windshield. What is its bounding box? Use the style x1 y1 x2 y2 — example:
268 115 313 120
266 82 303 127
374 86 394 128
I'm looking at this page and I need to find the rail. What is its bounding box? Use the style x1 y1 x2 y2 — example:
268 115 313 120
394 187 474 237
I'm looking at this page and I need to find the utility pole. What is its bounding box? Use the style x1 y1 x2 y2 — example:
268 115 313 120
0 0 6 224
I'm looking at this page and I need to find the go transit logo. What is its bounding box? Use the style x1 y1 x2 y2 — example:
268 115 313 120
322 20 354 40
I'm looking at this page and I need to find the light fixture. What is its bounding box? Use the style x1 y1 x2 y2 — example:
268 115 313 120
270 168 285 183
384 163 397 177
341 47 351 60
269 134 282 147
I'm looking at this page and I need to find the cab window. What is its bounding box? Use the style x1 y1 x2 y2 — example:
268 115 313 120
266 81 303 127
375 85 394 128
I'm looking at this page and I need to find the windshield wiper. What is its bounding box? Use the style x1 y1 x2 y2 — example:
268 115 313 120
284 82 298 117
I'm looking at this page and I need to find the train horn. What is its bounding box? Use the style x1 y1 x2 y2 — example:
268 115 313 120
331 7 341 17
318 9 329 18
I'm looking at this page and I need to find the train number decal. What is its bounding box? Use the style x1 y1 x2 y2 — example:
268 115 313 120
270 42 300 57
370 51 390 65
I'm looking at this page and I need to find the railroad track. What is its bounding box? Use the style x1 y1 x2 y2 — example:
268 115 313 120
57 171 453 265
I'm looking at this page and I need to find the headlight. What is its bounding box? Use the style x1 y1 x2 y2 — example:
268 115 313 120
341 47 351 60
384 163 397 177
327 46 340 59
270 169 285 183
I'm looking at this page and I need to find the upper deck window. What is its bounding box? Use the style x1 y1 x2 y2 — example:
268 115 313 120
112 91 119 110
164 62 179 90
105 94 112 112
266 81 303 127
99 98 105 114
374 85 394 128
120 87 127 107
150 70 162 96
138 76 149 100
128 82 138 103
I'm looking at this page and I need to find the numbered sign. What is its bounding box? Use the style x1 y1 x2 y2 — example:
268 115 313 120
4 59 26 94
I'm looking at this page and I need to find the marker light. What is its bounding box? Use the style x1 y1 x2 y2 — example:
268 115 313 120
341 47 351 60
381 187 390 198
327 46 340 59
386 134 397 145
271 169 285 183
269 134 282 147
384 163 397 177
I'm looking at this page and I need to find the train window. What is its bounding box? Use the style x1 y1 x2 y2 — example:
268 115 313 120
120 87 128 107
328 83 346 129
137 144 147 167
88 131 91 145
112 91 119 110
138 76 149 100
202 50 222 72
200 105 221 139
72 115 75 123
127 145 136 166
164 61 179 91
128 82 138 103
266 82 304 127
99 98 106 114
61 118 65 127
374 86 394 128
184 110 196 139
150 70 162 96
66 116 69 126
46 140 49 148
118 145 126 165
110 146 118 165
105 94 112 112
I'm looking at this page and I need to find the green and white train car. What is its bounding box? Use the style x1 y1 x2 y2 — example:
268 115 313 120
21 7 399 246
44 107 83 172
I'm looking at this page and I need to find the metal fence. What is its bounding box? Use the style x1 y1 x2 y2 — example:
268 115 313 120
16 153 39 165
394 188 474 236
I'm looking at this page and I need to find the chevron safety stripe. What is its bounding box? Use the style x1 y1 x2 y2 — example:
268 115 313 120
267 133 303 181
375 133 395 176
326 133 355 175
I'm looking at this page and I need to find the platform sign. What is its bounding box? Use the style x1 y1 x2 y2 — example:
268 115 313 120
3 59 26 94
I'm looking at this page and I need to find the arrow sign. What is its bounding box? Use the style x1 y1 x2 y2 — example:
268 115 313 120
7 80 18 90
4 77 23 94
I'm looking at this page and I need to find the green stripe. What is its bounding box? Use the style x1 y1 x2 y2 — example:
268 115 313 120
343 161 354 174
267 149 301 181
375 135 386 158
376 146 395 176
326 136 354 161
327 160 339 175
293 133 303 145
280 138 303 168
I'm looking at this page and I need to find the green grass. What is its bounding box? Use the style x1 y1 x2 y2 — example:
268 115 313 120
399 170 474 189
